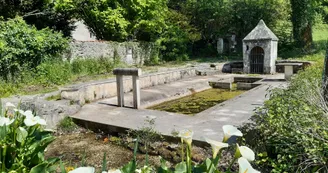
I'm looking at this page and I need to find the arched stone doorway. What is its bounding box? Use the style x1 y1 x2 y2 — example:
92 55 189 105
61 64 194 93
250 46 264 74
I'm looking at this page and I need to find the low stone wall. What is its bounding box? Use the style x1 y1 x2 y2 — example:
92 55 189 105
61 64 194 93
68 41 157 66
209 81 232 89
236 83 261 90
61 68 197 105
1 92 81 129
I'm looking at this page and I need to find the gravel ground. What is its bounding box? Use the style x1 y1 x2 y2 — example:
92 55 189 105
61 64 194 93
45 131 165 172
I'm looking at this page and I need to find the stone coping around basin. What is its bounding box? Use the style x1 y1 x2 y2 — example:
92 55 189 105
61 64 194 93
61 67 196 91
60 67 197 105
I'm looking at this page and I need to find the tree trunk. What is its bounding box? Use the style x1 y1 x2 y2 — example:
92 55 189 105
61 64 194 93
290 0 313 50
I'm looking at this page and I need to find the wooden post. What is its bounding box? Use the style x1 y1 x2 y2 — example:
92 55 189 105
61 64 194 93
133 76 140 109
116 75 124 107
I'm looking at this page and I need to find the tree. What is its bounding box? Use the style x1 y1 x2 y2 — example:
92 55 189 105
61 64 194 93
0 0 75 37
290 0 315 50
60 0 168 42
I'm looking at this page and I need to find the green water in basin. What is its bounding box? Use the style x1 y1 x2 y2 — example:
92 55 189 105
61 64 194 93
148 88 245 115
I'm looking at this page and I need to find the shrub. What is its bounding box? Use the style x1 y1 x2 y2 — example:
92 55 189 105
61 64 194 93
247 63 328 172
0 102 57 172
71 57 116 75
35 61 72 86
0 17 69 81
158 24 190 62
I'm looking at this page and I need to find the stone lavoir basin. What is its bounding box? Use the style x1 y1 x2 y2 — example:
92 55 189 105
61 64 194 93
148 88 245 115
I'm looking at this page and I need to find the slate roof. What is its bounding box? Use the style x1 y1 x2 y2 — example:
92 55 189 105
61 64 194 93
243 20 278 41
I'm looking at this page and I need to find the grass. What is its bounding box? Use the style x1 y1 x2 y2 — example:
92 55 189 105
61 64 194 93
57 116 78 133
46 94 62 101
278 24 328 62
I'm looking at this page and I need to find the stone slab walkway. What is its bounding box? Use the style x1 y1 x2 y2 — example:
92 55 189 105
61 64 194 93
71 74 285 143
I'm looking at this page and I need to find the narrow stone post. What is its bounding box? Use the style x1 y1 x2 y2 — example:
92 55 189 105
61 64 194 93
116 75 124 107
284 66 294 80
133 76 140 109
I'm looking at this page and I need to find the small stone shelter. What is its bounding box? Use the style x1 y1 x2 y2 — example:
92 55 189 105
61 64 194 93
243 20 278 74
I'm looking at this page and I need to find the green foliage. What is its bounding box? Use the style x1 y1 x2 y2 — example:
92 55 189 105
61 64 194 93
248 64 328 172
36 61 72 86
0 0 75 37
71 57 116 75
0 103 57 172
0 17 69 81
57 116 78 133
290 0 319 50
0 57 118 98
58 0 167 42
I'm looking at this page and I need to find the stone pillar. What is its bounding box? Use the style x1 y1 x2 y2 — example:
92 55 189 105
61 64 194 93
217 38 224 54
284 66 293 80
113 68 142 109
116 75 124 107
133 76 140 109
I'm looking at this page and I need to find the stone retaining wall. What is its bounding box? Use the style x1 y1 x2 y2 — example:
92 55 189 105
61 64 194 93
68 41 157 66
61 68 197 105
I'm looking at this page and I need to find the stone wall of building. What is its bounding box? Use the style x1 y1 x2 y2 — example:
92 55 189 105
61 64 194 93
243 40 274 74
68 41 158 66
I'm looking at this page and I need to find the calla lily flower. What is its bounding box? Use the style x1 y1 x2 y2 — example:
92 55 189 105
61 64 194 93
178 129 193 146
236 144 255 161
106 169 122 173
5 102 16 109
24 112 46 126
238 157 260 173
68 167 95 173
205 138 229 158
21 110 34 117
222 125 243 142
0 117 14 126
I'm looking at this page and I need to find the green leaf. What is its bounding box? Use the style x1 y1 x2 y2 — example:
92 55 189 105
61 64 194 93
16 127 28 143
30 163 48 173
121 160 136 173
102 152 107 172
174 162 187 173
60 160 66 173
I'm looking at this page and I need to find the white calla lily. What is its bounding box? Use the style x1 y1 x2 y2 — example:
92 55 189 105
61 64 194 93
205 138 229 158
68 167 95 173
107 169 122 173
22 110 34 118
5 102 16 109
237 144 255 161
178 129 193 146
24 113 47 126
238 157 260 173
0 117 14 126
222 125 243 142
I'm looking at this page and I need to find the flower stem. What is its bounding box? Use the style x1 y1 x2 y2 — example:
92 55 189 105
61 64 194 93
227 157 237 172
181 139 184 162
2 145 7 171
186 144 192 173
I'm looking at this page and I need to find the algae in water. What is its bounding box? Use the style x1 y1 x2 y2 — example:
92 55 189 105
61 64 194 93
148 88 245 115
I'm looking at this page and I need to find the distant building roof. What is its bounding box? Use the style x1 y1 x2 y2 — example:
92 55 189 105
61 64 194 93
243 20 278 41
71 21 97 41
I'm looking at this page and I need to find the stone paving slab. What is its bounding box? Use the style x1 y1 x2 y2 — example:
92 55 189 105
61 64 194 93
72 73 285 143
